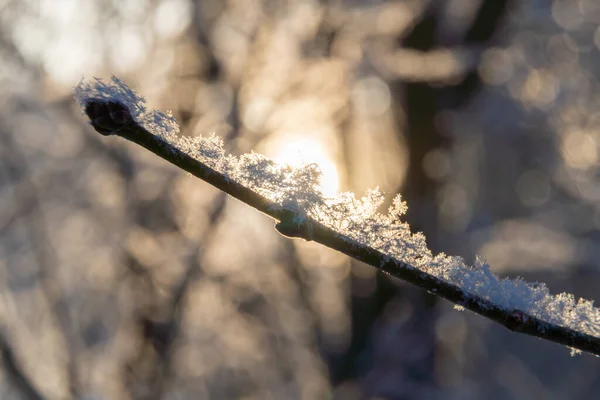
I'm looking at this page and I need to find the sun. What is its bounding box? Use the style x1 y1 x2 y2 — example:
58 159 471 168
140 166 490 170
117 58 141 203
272 138 340 197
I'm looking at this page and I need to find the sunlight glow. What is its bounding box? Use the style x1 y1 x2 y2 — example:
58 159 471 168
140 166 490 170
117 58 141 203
273 138 339 197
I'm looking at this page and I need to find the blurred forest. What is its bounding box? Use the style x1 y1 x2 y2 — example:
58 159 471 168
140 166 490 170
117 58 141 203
2 0 600 399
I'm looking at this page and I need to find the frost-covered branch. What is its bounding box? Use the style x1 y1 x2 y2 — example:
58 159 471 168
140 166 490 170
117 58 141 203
75 77 600 357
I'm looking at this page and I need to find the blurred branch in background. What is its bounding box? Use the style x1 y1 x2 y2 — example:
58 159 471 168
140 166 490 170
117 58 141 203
1 121 81 397
0 331 45 400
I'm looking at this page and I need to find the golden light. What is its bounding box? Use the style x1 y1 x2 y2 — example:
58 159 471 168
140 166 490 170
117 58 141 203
272 138 340 197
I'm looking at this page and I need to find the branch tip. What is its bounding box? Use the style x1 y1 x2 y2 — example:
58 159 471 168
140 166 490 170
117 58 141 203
84 100 134 136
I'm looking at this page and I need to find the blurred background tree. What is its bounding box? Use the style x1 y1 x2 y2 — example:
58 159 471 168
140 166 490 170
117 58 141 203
1 0 600 399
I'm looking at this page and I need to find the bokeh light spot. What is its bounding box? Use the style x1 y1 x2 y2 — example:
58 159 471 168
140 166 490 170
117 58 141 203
562 130 598 170
273 138 339 197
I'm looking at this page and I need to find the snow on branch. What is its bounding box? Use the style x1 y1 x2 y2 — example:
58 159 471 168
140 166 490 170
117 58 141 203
75 77 600 357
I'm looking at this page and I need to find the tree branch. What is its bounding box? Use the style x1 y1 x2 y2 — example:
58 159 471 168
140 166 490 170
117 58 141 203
0 331 46 400
80 99 600 357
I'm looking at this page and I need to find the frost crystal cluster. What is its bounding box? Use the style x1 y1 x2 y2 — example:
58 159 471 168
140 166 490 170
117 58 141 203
75 77 600 342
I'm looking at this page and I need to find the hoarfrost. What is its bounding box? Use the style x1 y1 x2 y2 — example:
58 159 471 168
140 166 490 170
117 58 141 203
74 76 179 138
75 77 600 341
